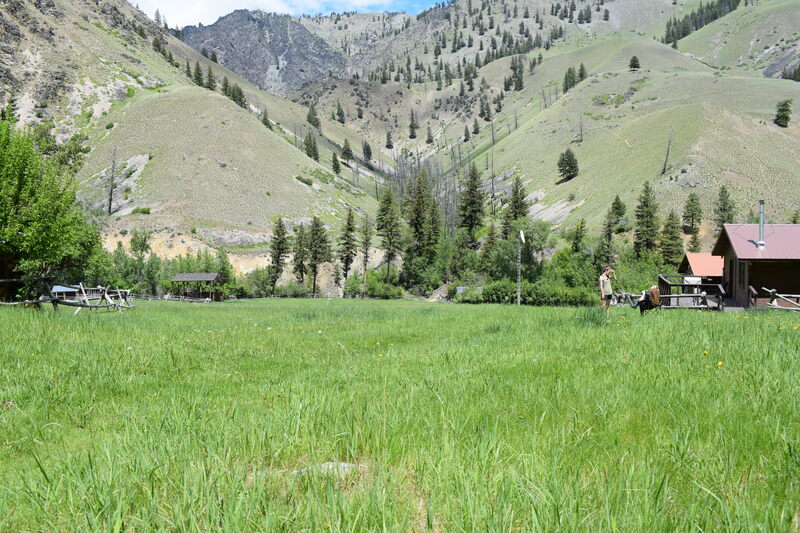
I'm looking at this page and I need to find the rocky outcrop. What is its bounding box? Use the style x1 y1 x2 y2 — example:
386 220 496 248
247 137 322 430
181 10 346 95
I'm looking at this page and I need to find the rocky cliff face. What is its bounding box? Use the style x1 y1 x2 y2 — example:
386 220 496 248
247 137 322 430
181 11 346 96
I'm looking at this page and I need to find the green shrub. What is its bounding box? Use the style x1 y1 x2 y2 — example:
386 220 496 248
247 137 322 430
456 287 484 304
295 175 313 186
343 274 363 297
481 280 594 306
105 122 114 129
131 207 150 215
345 270 403 299
274 281 310 298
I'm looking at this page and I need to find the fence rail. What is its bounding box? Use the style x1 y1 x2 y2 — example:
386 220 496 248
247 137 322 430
0 279 134 313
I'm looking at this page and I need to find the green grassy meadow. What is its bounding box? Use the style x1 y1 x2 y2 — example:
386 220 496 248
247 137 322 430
1 300 799 531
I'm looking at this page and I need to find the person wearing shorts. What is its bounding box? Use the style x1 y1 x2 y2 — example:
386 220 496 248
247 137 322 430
599 266 616 311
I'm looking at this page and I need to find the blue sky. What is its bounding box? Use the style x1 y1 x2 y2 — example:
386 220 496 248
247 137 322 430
129 0 431 27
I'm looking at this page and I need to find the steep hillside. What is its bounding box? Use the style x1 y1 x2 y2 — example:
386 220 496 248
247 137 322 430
0 0 379 256
181 11 346 95
677 0 800 75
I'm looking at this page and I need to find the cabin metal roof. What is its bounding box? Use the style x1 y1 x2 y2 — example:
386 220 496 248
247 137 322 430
712 224 800 260
678 253 724 277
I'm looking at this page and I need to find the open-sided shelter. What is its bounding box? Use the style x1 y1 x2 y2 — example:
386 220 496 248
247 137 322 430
171 272 223 301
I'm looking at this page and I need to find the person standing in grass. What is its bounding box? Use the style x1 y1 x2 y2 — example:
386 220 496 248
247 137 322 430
599 266 616 311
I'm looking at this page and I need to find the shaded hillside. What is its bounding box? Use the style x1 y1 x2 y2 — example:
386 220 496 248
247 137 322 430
181 11 346 95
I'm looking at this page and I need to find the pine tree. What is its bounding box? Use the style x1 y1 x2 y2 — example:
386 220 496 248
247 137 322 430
629 55 640 70
774 99 792 128
338 207 357 280
409 109 418 138
204 66 216 90
221 76 229 96
261 109 272 130
594 208 616 268
714 184 735 232
210 50 218 62
463 124 471 141
362 140 372 167
341 138 353 161
385 131 393 149
292 224 308 282
611 194 626 219
359 215 374 294
192 61 204 85
682 192 702 233
303 132 319 161
267 217 290 293
578 63 587 81
185 59 192 79
659 211 683 265
458 163 485 243
633 182 660 255
426 125 434 144
472 118 480 135
508 175 530 221
688 227 701 252
376 189 402 282
336 101 345 124
557 148 579 182
331 152 340 174
563 66 577 92
479 222 498 275
306 105 320 128
307 216 332 296
401 169 437 288
571 218 587 253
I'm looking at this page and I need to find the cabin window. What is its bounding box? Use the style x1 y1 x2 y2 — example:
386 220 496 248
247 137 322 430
737 261 745 289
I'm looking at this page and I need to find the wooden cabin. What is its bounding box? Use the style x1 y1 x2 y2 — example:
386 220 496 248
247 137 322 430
711 223 800 308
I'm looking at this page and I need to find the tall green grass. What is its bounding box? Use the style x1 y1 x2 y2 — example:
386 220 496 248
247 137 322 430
1 300 798 530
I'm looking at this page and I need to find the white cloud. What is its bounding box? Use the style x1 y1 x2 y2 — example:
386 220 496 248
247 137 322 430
128 0 402 28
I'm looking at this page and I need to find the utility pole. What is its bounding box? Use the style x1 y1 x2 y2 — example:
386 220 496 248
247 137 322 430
517 230 525 306
107 146 117 216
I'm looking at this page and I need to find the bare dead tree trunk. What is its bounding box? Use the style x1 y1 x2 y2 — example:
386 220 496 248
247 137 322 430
579 114 584 144
491 122 496 146
107 147 117 216
661 127 674 175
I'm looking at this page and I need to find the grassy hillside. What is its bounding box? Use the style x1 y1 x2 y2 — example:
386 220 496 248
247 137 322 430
5 0 380 252
2 300 799 529
678 0 800 73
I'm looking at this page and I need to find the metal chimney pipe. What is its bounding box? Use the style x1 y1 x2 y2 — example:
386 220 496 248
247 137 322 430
757 200 765 250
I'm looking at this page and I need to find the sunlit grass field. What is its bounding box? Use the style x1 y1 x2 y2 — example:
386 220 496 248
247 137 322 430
1 300 799 531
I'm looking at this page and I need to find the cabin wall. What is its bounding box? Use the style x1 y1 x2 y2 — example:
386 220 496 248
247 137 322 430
748 261 800 295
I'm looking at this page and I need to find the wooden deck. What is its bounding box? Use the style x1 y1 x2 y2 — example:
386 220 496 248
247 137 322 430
657 275 726 311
